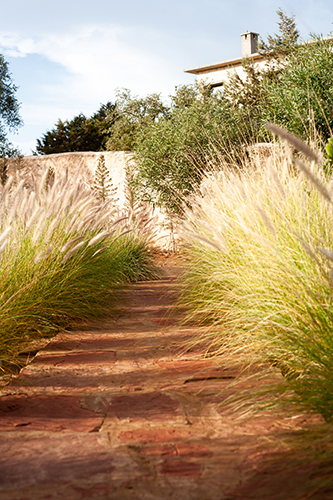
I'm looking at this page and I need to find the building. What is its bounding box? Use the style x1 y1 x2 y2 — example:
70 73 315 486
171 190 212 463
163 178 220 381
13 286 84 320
184 31 266 88
185 32 333 89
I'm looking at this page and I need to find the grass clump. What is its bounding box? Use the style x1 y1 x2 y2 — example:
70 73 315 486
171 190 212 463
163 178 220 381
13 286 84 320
0 168 156 372
180 133 333 422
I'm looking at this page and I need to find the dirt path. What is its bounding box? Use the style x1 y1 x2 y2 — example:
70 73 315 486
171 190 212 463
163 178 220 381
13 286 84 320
0 267 329 499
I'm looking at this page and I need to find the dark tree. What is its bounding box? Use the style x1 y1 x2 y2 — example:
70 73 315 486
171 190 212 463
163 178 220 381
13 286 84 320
35 102 117 155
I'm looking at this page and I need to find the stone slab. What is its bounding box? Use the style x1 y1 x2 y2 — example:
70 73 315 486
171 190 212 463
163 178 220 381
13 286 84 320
0 395 102 432
0 270 330 500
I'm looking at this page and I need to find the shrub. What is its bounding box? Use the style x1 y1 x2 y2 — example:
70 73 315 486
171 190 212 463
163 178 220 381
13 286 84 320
135 16 333 215
262 36 333 143
135 84 254 215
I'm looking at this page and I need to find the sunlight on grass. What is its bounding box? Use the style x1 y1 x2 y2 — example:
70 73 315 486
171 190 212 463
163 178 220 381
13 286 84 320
0 168 156 372
180 132 333 422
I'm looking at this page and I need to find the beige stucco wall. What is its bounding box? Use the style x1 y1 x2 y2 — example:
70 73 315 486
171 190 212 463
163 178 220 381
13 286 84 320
7 151 134 208
196 58 267 87
6 151 176 249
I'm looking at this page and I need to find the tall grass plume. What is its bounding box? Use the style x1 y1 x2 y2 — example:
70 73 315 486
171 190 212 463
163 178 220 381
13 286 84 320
0 168 156 372
180 131 333 423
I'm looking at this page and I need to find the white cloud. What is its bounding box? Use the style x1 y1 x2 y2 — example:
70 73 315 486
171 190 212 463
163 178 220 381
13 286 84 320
0 24 187 154
0 25 179 105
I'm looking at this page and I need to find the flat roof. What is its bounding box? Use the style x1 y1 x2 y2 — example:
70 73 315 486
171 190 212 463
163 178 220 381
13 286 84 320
184 52 264 75
185 35 333 76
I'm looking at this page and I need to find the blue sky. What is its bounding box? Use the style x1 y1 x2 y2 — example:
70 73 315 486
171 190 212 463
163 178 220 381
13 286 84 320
1 0 332 155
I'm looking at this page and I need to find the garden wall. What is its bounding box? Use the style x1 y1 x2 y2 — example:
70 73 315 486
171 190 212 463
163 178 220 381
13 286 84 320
7 151 132 207
7 151 175 250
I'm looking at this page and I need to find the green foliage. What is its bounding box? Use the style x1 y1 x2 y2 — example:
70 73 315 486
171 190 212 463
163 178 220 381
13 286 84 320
132 11 303 215
257 8 300 61
35 90 169 155
223 17 333 147
135 84 255 215
326 138 333 162
262 36 333 142
105 88 169 151
134 85 203 214
325 137 333 174
133 11 333 217
35 102 117 155
224 13 331 145
223 10 300 128
223 58 268 109
33 10 333 220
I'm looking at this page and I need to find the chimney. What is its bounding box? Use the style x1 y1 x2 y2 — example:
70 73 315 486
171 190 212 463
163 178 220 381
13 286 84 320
240 31 259 57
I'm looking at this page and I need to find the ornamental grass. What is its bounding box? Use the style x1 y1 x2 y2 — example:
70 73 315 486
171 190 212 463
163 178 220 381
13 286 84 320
0 167 156 372
180 128 333 422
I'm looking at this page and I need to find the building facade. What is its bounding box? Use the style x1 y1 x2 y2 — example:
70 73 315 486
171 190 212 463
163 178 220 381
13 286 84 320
184 31 266 88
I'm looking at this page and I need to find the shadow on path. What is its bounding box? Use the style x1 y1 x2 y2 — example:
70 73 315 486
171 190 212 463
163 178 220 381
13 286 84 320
0 267 330 499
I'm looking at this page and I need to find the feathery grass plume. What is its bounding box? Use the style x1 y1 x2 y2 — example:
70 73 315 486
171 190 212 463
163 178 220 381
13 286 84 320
0 166 156 372
267 159 286 199
0 238 8 255
60 235 86 254
111 229 132 243
254 204 277 237
43 211 65 244
266 122 320 163
91 245 109 258
67 196 92 219
88 230 115 247
74 210 100 233
186 232 227 253
0 156 8 186
318 247 333 262
45 165 55 191
0 175 13 206
112 215 128 227
0 226 11 247
25 205 42 231
180 135 333 423
6 179 25 221
31 215 48 243
295 158 332 203
36 166 51 202
62 241 86 263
